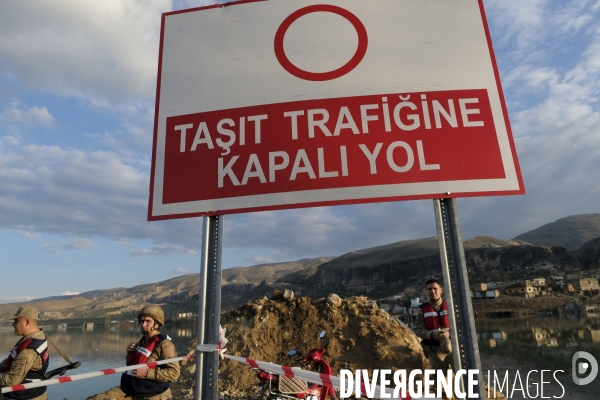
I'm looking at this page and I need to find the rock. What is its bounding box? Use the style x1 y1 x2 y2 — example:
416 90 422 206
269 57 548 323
327 293 343 307
252 304 263 313
283 290 295 301
271 290 284 300
256 298 267 305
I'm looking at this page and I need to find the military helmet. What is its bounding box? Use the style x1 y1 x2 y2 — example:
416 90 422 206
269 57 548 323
138 305 165 326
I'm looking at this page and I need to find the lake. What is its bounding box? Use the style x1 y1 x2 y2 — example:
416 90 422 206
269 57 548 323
0 316 598 399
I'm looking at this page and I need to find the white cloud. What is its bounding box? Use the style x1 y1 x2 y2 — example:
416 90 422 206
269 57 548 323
172 267 189 275
1 102 55 127
0 1 218 107
60 238 99 250
41 243 60 254
0 1 169 103
130 243 197 256
61 291 80 296
42 238 99 253
0 136 20 146
0 144 150 238
9 228 41 239
0 296 33 304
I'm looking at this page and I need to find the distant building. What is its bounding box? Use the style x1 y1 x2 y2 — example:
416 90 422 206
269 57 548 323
177 312 197 319
583 305 599 319
390 305 408 315
381 294 404 302
532 277 546 287
470 283 487 292
471 289 500 299
574 278 600 295
505 285 540 298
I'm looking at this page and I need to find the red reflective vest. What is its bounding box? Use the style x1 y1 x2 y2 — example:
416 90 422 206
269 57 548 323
2 337 49 400
421 300 450 333
126 334 170 366
121 334 171 397
3 337 49 372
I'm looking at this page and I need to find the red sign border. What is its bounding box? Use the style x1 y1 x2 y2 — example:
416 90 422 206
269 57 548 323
148 0 525 221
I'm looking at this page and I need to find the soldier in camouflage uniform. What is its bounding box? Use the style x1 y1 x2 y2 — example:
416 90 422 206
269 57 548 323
0 306 49 400
120 305 180 400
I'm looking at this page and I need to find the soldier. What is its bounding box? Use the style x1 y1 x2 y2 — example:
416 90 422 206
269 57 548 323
120 305 180 400
0 306 49 400
413 279 453 371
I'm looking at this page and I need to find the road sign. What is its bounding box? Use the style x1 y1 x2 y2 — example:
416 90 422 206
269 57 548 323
149 0 524 220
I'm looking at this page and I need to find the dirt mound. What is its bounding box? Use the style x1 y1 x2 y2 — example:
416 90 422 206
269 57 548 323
211 292 426 396
88 292 507 399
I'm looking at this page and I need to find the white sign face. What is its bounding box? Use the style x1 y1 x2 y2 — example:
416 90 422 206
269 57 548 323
149 0 524 221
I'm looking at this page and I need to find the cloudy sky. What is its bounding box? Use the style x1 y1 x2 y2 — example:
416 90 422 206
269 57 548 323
1 0 599 303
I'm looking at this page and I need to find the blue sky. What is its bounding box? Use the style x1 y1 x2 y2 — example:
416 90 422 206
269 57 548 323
1 0 599 303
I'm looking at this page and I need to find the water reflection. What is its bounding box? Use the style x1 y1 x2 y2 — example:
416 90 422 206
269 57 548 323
476 315 600 399
177 328 194 338
477 316 600 352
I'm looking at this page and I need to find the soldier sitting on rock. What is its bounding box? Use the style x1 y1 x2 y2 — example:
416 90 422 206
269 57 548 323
413 279 453 371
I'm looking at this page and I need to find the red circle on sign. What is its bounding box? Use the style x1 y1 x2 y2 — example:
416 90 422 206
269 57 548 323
274 5 368 81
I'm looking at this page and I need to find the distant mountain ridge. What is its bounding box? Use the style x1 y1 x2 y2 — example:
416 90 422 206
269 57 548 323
1 214 599 321
513 214 600 250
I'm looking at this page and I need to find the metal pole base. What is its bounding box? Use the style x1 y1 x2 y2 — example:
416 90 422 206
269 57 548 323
434 199 485 399
194 215 224 400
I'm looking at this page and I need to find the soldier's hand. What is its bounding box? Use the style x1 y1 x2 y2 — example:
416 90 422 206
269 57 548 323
126 342 137 353
132 366 149 377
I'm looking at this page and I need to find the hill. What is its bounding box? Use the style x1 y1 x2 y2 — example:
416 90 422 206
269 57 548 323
513 214 600 250
0 258 330 321
2 218 600 322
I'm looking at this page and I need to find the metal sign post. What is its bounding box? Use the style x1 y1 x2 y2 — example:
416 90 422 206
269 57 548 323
195 215 224 400
433 198 485 399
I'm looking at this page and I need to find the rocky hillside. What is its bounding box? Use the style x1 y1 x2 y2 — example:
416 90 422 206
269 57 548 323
291 236 577 299
0 258 330 321
2 231 599 322
513 213 600 250
570 237 600 268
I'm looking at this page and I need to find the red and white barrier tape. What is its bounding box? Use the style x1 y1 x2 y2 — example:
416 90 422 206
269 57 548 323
2 326 445 400
0 344 220 394
222 354 449 400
